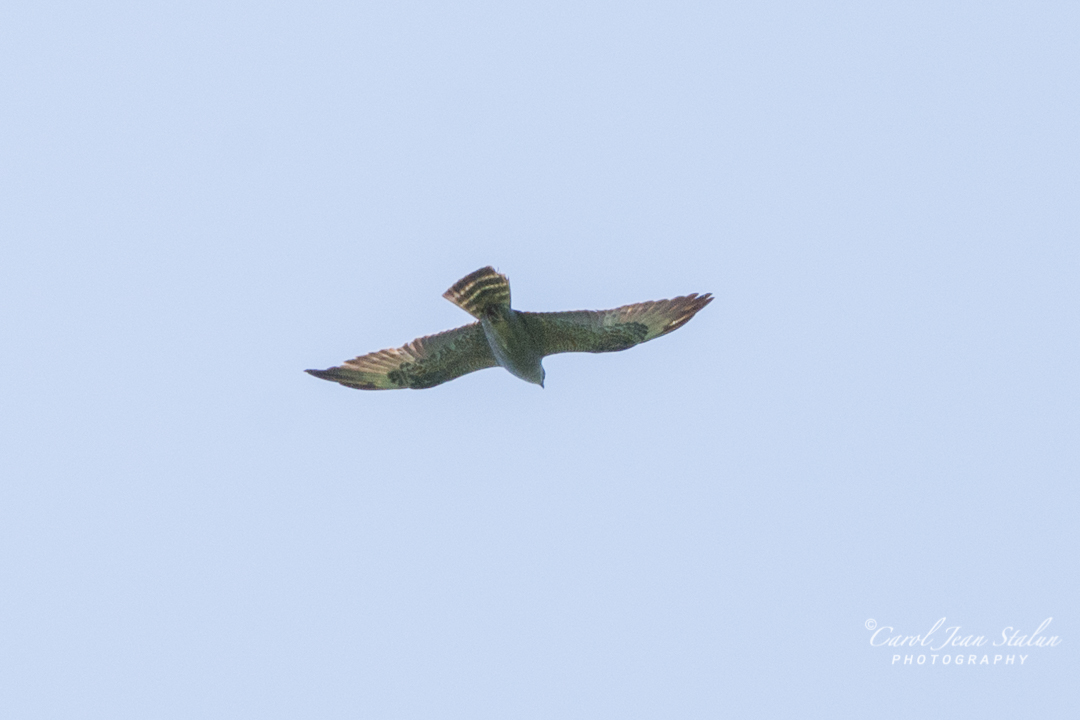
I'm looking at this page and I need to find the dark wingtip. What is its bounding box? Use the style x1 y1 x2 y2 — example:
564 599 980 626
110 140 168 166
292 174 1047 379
656 292 714 337
687 293 714 312
306 367 384 390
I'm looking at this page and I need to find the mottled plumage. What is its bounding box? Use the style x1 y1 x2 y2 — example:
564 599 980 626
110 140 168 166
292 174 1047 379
307 266 712 390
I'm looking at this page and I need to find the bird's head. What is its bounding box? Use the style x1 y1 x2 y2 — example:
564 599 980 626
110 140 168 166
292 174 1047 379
521 363 545 388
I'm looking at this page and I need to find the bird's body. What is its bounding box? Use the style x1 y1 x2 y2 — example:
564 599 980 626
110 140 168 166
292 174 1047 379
480 305 546 385
306 266 712 390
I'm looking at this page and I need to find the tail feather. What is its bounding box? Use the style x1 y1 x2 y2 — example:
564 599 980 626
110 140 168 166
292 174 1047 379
443 266 511 319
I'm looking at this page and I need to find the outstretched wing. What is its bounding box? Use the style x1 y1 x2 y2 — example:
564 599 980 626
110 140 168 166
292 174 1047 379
306 323 498 390
521 293 712 356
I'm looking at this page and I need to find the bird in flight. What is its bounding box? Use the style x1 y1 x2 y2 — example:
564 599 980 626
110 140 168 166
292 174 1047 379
306 266 712 390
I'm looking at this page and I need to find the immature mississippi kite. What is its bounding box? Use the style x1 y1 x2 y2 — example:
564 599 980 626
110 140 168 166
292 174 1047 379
306 266 712 390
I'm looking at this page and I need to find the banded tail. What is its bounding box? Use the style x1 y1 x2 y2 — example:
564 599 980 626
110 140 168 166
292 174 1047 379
443 266 511 319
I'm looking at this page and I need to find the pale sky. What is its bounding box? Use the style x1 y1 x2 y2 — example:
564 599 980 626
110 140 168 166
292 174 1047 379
2 2 1077 717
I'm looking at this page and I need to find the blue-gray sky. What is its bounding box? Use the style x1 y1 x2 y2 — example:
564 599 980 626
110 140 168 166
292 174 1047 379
2 2 1077 717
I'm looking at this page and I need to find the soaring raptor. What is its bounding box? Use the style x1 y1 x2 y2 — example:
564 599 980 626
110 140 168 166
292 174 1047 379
306 267 712 390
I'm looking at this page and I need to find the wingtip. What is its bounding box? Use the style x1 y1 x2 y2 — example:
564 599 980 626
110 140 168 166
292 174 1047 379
653 292 714 337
